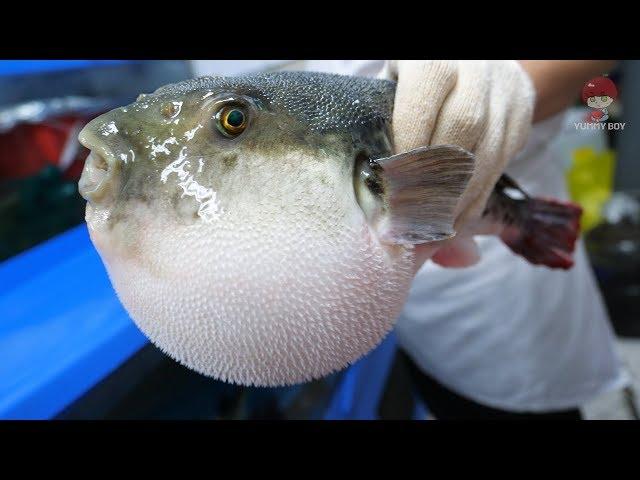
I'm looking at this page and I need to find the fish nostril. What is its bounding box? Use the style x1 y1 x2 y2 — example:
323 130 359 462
94 154 108 171
78 151 116 203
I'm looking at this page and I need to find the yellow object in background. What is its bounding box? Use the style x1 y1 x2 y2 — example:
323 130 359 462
565 147 616 233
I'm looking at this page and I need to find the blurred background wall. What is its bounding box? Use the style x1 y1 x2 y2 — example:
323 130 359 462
616 60 640 190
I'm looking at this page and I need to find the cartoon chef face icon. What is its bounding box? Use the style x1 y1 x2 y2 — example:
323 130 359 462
582 76 618 123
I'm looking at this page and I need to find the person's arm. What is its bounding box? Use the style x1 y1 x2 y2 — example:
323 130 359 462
519 60 618 123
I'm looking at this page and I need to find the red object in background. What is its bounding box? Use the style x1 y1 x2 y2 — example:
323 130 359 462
0 114 103 181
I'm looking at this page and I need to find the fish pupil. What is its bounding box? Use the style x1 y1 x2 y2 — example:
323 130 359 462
226 110 244 127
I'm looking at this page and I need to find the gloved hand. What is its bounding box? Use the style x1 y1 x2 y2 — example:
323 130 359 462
381 60 536 267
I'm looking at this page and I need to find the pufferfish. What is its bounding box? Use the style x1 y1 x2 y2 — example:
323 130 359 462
77 72 581 386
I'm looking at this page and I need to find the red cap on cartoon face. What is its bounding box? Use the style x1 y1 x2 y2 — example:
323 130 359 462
582 76 618 103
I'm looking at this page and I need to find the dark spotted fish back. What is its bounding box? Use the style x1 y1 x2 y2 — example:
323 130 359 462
154 71 396 134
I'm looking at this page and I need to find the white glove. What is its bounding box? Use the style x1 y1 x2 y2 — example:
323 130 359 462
382 60 536 229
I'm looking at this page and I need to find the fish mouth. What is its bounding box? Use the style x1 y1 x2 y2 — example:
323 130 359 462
78 125 120 204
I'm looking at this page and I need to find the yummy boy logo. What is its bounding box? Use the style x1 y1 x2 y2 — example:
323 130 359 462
575 76 626 131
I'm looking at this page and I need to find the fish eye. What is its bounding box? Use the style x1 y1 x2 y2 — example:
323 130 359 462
215 106 247 137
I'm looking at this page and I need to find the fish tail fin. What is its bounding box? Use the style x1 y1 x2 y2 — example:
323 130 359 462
500 196 582 269
486 175 582 270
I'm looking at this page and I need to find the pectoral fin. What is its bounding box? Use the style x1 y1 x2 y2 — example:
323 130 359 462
372 145 475 244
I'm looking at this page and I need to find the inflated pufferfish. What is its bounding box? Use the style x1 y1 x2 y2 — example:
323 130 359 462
78 72 581 386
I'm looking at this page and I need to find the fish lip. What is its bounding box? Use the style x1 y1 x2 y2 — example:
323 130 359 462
78 123 117 158
78 124 119 203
